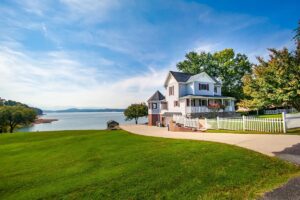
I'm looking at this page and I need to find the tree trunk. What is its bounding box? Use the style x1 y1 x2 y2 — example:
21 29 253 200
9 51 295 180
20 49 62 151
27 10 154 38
135 118 138 124
9 124 15 133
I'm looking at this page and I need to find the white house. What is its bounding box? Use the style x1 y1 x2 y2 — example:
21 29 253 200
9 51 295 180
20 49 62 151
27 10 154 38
147 71 236 126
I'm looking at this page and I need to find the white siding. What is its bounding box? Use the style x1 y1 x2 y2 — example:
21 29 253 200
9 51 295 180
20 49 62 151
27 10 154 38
148 101 160 114
193 82 214 96
165 75 181 113
214 86 221 96
186 82 194 95
179 84 186 97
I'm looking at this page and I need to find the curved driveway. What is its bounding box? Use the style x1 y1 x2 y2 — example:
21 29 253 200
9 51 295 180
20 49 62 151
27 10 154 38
121 124 300 164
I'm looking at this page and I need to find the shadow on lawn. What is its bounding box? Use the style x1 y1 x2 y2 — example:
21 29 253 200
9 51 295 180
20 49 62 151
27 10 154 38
261 144 300 200
273 143 300 165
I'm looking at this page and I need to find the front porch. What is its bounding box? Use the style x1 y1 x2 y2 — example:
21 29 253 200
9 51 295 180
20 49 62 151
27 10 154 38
180 95 235 114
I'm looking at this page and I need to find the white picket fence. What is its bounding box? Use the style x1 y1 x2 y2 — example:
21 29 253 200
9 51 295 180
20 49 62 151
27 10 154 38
173 113 288 133
207 115 286 133
286 112 300 129
173 115 199 129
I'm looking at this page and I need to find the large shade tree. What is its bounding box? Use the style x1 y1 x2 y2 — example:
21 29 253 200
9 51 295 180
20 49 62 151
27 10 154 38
124 103 148 124
0 106 37 133
176 49 252 101
240 21 300 111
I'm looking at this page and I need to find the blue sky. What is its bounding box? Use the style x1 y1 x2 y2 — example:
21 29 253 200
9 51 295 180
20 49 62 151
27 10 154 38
0 0 299 109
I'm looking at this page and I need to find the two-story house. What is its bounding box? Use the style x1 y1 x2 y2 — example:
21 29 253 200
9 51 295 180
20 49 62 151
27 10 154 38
148 71 235 126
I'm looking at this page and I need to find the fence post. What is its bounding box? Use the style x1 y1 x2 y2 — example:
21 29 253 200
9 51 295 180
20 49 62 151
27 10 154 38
282 112 287 133
242 115 246 131
204 118 208 129
217 116 220 129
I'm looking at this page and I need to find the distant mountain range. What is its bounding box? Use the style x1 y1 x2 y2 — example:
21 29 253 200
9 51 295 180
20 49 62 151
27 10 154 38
44 108 125 113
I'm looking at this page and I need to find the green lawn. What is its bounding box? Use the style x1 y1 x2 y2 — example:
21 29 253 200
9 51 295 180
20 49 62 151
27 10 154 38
256 114 282 118
0 130 299 200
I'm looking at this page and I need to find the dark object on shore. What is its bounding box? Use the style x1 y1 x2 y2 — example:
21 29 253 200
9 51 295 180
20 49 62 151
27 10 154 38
107 120 120 130
34 118 58 124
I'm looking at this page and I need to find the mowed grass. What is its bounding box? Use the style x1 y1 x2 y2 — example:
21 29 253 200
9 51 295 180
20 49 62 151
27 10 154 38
0 130 299 200
256 114 282 118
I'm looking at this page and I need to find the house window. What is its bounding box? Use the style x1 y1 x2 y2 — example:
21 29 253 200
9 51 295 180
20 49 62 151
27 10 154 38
199 83 209 91
191 99 196 106
152 103 157 109
201 99 207 106
214 86 218 93
186 99 190 107
169 86 174 96
174 101 179 107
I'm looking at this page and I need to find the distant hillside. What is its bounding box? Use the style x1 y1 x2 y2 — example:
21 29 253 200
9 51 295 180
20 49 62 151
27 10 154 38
44 108 125 113
0 98 43 115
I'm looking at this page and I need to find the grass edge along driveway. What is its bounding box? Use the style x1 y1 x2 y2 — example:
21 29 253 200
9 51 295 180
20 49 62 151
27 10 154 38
0 130 299 200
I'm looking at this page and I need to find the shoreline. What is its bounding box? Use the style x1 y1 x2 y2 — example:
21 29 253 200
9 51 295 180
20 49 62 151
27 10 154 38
34 118 58 124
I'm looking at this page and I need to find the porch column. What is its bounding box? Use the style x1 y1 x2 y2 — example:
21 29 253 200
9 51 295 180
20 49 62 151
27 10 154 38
206 98 209 112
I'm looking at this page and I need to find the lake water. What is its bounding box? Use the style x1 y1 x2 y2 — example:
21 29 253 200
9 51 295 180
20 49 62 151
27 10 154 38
18 112 147 132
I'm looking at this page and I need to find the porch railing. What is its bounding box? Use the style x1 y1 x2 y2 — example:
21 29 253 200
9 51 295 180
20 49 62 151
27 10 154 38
186 106 234 113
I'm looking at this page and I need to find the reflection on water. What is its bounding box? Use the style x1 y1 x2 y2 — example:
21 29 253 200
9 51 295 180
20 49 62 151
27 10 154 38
18 112 147 132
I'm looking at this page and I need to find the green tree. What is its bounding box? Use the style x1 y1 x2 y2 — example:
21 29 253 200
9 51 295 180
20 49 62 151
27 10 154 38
0 107 9 133
0 98 4 106
176 49 252 101
241 47 300 111
0 106 37 133
294 20 300 64
124 103 148 124
240 21 300 111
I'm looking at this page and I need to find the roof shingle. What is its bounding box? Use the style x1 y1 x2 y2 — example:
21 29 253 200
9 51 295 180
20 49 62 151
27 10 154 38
169 71 192 82
147 91 165 102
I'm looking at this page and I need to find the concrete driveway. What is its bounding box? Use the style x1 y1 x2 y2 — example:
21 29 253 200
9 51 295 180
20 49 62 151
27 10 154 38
120 124 300 164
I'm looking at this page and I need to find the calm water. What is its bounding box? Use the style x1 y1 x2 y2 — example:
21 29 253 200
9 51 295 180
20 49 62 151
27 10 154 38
18 112 147 132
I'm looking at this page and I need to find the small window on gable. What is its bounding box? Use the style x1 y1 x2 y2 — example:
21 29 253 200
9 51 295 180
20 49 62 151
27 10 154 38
214 86 218 93
199 83 209 91
169 86 174 96
152 103 157 109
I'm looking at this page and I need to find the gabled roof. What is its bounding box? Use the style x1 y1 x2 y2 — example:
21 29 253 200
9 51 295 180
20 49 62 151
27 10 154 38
186 72 221 85
169 71 192 82
147 90 165 102
164 71 221 86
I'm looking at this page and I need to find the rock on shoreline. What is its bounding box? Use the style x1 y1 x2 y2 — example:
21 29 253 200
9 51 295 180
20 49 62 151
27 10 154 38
34 118 58 124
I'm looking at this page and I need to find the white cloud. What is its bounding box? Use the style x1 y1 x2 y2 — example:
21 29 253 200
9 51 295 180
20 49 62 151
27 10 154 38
59 0 120 23
194 42 221 53
15 0 50 16
0 44 167 109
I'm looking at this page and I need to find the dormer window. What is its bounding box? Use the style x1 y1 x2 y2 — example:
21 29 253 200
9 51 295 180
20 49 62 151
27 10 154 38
199 83 209 91
152 103 157 109
169 86 174 96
